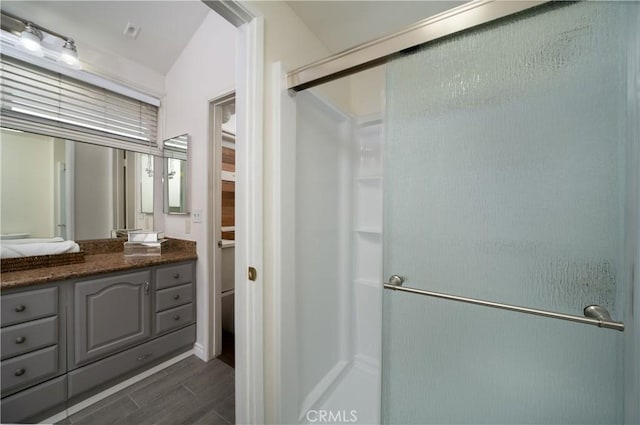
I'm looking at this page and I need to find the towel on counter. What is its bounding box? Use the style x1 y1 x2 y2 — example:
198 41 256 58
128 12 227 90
1 237 65 244
1 240 80 259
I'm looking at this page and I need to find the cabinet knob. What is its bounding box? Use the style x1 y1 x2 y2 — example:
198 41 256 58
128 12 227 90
14 305 26 312
15 336 26 344
173 315 181 321
14 368 25 377
173 273 180 279
173 294 180 300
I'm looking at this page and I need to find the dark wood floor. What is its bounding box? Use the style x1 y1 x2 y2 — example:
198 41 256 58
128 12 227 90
219 331 235 368
57 355 235 425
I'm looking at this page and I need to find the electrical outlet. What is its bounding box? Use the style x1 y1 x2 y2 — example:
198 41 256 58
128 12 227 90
192 209 202 223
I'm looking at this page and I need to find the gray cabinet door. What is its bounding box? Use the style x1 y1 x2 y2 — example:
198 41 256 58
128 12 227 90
73 270 151 366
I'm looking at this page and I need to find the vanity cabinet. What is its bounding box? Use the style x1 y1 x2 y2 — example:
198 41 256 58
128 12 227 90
0 260 196 424
73 271 151 366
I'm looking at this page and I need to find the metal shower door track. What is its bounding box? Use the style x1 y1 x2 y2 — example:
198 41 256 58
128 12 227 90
286 0 549 92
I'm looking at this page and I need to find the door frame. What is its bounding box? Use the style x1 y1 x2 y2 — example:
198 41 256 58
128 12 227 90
207 91 235 359
234 15 264 425
270 61 298 424
202 2 264 423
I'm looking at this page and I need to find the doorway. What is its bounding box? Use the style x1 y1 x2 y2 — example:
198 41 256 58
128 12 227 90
209 92 237 369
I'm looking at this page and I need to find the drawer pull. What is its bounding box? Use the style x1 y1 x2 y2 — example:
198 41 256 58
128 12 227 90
14 368 25 377
173 294 181 300
173 315 181 321
15 336 26 344
173 273 180 279
15 305 26 312
136 354 152 362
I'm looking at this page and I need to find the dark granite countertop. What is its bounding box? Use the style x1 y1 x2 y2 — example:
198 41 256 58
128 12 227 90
1 238 197 290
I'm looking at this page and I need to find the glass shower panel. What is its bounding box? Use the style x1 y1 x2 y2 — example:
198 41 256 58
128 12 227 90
383 2 636 423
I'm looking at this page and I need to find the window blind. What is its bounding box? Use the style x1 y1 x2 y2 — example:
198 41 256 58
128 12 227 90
0 55 160 155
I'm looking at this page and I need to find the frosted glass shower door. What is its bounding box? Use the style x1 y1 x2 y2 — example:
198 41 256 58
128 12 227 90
383 2 637 424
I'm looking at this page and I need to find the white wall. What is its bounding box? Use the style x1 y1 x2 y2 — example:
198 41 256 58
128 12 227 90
0 131 55 238
78 41 165 99
294 91 352 415
349 66 385 117
162 10 236 358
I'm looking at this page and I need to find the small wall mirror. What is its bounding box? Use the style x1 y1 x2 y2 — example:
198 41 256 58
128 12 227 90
163 134 190 214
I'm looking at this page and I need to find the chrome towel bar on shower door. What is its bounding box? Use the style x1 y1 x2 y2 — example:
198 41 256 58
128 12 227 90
384 275 625 331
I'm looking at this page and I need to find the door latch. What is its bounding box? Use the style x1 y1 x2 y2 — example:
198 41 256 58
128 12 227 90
248 267 257 282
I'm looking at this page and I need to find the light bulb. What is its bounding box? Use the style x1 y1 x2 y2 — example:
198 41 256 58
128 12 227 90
18 23 44 57
58 39 81 69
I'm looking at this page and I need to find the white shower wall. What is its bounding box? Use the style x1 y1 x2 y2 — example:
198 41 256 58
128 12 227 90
294 91 382 424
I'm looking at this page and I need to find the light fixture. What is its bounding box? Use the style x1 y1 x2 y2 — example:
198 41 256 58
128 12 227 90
1 11 82 69
18 23 44 57
58 39 81 69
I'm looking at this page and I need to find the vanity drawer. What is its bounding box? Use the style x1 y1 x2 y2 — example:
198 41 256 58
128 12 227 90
1 316 58 360
1 287 58 327
68 324 195 399
155 303 194 334
1 345 59 396
156 283 193 312
1 375 67 424
156 263 193 289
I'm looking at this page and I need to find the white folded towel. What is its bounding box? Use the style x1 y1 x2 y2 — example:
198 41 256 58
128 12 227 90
1 237 65 245
1 240 80 259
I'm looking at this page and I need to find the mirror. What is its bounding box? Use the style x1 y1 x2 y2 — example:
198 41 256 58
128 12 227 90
163 134 189 214
0 128 155 240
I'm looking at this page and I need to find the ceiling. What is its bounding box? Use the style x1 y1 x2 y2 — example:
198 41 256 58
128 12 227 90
286 1 466 54
0 1 210 75
0 1 467 76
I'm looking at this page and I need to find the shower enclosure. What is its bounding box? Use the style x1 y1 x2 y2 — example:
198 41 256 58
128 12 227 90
279 77 384 424
280 1 640 423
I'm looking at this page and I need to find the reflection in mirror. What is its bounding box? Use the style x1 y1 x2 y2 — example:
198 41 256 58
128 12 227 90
163 134 189 214
139 153 154 214
0 128 154 240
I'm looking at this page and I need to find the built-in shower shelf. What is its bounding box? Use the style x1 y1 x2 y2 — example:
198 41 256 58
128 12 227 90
356 175 382 182
355 227 382 234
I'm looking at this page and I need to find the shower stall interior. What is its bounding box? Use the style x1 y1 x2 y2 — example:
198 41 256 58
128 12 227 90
280 1 640 424
292 87 384 425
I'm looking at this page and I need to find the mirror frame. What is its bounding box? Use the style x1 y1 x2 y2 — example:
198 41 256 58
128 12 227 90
163 134 190 215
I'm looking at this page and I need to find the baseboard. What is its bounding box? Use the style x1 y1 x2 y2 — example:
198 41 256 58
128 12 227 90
41 410 67 424
193 342 206 360
40 348 195 424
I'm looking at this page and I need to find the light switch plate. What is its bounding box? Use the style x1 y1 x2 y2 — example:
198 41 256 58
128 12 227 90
192 209 202 223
